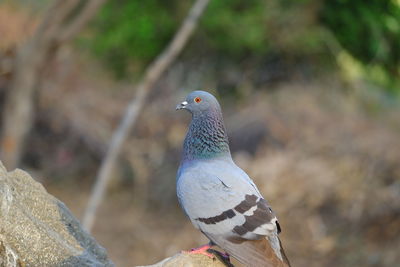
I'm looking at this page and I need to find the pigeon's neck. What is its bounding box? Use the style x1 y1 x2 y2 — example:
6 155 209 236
183 109 230 161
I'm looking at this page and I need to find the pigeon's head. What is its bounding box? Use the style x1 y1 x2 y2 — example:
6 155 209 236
176 90 220 115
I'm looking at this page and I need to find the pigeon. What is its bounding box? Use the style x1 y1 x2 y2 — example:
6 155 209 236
176 90 290 267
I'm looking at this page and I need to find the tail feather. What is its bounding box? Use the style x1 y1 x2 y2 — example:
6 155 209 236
208 233 290 267
279 237 291 267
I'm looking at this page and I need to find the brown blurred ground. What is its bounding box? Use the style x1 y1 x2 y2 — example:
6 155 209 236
1 3 400 267
40 64 400 266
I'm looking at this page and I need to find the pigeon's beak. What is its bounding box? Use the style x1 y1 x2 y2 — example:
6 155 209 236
176 101 188 110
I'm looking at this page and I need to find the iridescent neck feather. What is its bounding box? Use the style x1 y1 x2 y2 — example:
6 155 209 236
183 107 230 160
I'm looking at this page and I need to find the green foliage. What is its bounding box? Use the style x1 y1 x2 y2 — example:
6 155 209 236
83 0 400 93
86 0 177 78
84 0 281 78
200 0 270 57
320 0 400 92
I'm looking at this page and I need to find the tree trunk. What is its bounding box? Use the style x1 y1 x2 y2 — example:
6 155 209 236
0 0 106 169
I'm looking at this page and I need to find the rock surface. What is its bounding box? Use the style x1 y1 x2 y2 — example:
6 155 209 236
0 161 114 267
139 251 232 267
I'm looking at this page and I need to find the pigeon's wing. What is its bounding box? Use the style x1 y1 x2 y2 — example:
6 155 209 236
177 161 276 238
177 160 289 266
201 189 291 267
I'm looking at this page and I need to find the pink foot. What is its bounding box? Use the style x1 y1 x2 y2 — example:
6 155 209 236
183 244 214 258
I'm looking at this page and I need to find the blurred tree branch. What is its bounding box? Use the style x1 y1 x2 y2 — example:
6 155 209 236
82 0 211 232
0 0 106 169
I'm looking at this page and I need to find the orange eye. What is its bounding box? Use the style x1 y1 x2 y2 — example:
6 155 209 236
194 97 202 103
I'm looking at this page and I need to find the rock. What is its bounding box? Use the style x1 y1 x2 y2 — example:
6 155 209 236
139 250 233 267
0 161 114 267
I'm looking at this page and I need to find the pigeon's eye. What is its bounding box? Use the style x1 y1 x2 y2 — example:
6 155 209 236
194 97 202 103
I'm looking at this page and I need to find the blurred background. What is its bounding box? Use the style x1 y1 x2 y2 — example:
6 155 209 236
1 0 400 266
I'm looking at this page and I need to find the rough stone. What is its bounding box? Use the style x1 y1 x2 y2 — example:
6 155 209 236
0 161 114 267
139 250 233 267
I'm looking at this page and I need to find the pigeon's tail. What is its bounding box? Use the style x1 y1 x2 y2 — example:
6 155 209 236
208 233 290 267
279 237 291 267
